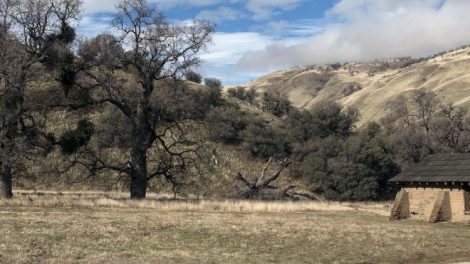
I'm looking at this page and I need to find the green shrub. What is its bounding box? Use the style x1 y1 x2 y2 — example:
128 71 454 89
204 84 223 107
241 120 291 158
204 78 222 89
185 71 202 84
309 101 358 139
58 120 94 154
206 105 248 144
227 87 257 104
292 123 399 201
260 91 292 117
286 102 358 143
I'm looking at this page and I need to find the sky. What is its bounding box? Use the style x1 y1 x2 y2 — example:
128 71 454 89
79 0 470 86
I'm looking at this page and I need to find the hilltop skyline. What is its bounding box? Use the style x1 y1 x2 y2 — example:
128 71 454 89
79 0 470 86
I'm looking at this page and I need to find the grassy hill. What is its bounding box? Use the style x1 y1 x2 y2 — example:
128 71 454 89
241 46 470 126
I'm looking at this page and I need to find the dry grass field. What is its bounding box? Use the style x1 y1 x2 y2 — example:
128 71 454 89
1 192 470 264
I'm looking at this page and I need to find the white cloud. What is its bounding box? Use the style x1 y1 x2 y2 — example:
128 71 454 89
197 6 243 22
199 25 313 85
266 19 324 36
198 32 274 84
81 0 226 14
246 0 303 20
155 0 227 9
77 0 311 85
328 0 444 20
237 0 470 71
82 0 120 13
77 15 114 37
82 0 302 20
201 32 273 65
197 0 306 21
266 20 289 33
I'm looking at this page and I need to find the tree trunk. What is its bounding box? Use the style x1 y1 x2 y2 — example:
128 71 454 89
130 147 148 200
0 164 13 199
129 94 155 200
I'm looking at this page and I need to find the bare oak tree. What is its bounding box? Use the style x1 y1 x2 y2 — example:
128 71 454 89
384 88 470 162
0 0 81 199
74 0 214 199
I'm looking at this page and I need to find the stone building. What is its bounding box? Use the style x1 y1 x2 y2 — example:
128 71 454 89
389 154 470 222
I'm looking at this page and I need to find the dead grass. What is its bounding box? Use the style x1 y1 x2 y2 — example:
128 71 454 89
1 191 355 212
1 193 470 264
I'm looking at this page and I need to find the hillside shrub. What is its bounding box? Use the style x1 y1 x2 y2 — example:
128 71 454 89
292 123 399 201
185 71 203 84
58 120 94 154
286 101 358 142
206 105 248 144
261 91 292 117
204 78 222 89
227 87 257 104
241 120 292 158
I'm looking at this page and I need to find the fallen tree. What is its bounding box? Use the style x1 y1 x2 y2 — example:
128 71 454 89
234 157 323 201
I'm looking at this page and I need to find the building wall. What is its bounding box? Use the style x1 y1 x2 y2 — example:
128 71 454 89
403 187 470 222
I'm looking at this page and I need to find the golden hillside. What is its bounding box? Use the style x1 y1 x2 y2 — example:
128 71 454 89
242 46 470 126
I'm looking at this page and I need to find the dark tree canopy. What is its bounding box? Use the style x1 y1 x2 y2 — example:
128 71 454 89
185 71 202 84
292 124 400 201
66 0 215 199
227 86 257 104
0 0 81 199
261 91 292 117
204 78 222 89
286 101 358 144
206 105 248 144
202 78 223 106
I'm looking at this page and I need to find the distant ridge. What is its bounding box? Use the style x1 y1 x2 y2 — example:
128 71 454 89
242 46 470 126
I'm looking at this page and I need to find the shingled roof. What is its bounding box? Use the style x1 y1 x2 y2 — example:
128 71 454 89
390 154 470 183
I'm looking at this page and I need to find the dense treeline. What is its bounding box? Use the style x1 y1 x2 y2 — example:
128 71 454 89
221 88 399 200
2 0 469 201
221 86 470 201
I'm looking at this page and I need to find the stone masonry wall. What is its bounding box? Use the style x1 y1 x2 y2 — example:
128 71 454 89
403 187 470 222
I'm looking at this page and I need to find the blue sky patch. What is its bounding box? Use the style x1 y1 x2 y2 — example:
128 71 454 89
79 0 470 86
